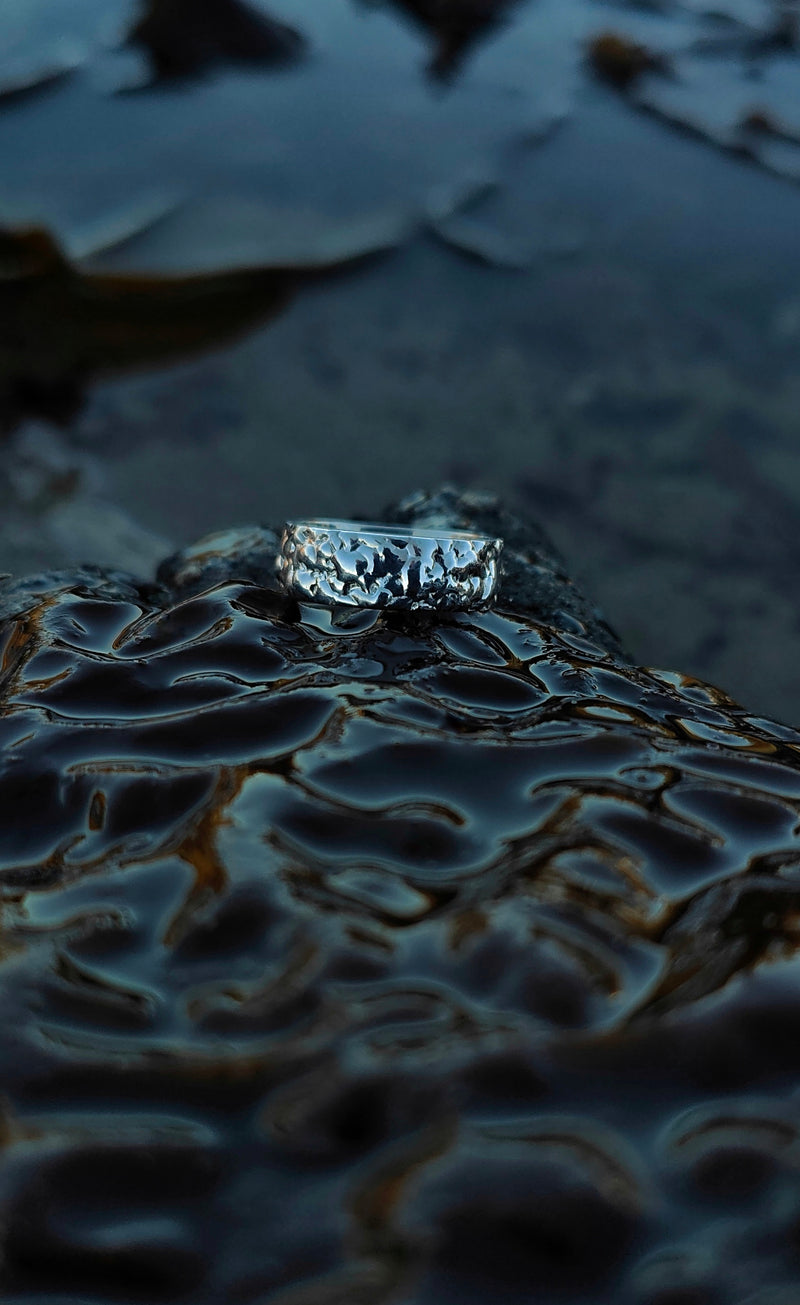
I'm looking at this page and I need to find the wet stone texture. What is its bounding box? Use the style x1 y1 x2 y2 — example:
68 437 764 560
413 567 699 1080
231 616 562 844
3 491 800 1303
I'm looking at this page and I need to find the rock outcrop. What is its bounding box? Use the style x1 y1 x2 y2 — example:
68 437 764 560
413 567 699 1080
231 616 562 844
1 491 800 1303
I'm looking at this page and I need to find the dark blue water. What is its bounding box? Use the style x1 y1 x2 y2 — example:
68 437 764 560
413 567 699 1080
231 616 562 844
3 0 800 719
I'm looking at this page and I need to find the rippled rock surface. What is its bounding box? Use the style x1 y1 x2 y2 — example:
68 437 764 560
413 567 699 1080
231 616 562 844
2 491 800 1303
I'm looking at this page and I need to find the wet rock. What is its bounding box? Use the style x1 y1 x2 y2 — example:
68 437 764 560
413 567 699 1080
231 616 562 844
156 523 282 600
389 486 630 656
3 490 800 1300
622 30 800 185
580 4 800 188
379 0 520 80
403 1128 642 1301
0 560 163 623
588 31 667 90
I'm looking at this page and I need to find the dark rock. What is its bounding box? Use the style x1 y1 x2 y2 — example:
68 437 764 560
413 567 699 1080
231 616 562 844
587 31 667 90
150 487 630 657
156 523 282 600
0 562 164 622
387 485 630 658
378 0 519 81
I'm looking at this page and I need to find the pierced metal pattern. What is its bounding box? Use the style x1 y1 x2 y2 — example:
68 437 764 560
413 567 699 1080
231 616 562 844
278 518 503 610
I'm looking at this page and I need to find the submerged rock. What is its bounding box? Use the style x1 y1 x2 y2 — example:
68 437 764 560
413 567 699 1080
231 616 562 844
587 31 666 90
587 15 800 187
2 490 800 1301
378 0 520 80
0 223 399 434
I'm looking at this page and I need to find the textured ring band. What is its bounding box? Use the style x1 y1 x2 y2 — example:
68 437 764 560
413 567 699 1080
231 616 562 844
278 518 503 610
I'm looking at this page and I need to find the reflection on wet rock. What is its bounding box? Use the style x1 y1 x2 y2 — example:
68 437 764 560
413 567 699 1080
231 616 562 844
3 493 800 1298
0 224 388 433
376 0 520 79
126 0 307 80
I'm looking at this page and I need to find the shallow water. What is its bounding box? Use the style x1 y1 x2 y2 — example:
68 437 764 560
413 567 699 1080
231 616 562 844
2 0 800 721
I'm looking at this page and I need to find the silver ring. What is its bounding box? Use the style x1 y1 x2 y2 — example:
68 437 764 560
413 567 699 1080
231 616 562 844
277 518 503 610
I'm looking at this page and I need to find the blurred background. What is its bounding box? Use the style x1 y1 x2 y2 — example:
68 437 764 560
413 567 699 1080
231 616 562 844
2 0 800 720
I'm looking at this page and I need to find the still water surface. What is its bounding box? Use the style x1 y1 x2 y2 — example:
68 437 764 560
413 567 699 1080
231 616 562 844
2 0 800 720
